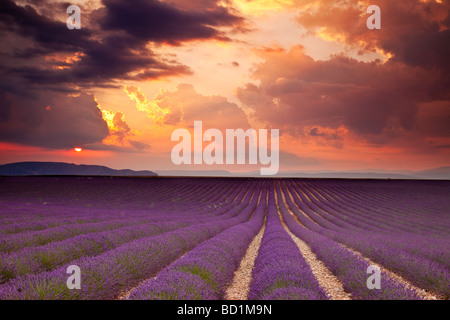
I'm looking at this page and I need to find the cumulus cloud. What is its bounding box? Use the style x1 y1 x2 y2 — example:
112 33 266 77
155 84 250 130
101 109 151 151
101 0 244 45
237 43 450 150
0 0 247 151
0 0 246 88
0 91 109 149
296 1 450 74
124 86 169 124
241 0 448 155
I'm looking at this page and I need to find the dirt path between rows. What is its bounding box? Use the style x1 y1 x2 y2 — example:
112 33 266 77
118 184 264 301
281 180 320 226
282 221 352 300
274 185 352 300
225 224 265 300
277 181 443 300
225 183 267 300
117 277 156 300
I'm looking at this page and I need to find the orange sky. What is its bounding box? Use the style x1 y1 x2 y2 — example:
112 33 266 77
0 0 449 173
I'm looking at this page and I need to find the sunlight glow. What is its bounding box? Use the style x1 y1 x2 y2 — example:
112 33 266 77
124 86 169 124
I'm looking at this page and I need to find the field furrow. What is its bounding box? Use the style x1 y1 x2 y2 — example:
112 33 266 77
0 177 447 300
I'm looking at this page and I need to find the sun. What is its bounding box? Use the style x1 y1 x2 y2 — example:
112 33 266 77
74 147 82 152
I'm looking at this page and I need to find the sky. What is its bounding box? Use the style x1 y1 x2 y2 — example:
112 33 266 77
0 0 449 174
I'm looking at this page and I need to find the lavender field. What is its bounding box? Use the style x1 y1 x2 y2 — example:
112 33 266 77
0 176 448 300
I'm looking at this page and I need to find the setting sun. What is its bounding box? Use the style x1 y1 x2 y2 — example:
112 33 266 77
74 147 82 152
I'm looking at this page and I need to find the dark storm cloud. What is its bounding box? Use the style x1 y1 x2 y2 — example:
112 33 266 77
237 44 449 149
101 0 243 44
0 0 245 149
0 3 191 88
309 127 341 140
0 91 109 149
292 6 450 151
0 0 244 88
8 34 191 87
83 140 151 152
0 91 13 122
296 0 450 91
233 1 450 153
0 0 92 52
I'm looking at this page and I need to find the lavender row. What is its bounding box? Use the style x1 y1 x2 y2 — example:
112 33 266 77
292 179 410 234
301 181 405 233
291 180 395 233
0 216 172 253
0 212 126 235
282 181 449 297
283 181 347 232
0 180 251 254
127 184 266 300
293 181 450 277
0 178 246 225
0 177 210 205
0 177 238 218
0 183 262 299
325 230 450 298
295 179 442 234
288 181 364 232
325 179 449 216
0 205 193 235
248 183 328 300
336 231 449 270
355 233 449 269
0 220 190 283
303 180 450 263
321 184 445 233
0 182 258 284
279 182 326 233
310 180 450 234
276 182 422 300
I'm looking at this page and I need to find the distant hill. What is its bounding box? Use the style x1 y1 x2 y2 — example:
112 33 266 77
274 168 450 180
157 167 450 180
272 171 415 179
0 162 157 176
2 162 448 179
412 166 450 180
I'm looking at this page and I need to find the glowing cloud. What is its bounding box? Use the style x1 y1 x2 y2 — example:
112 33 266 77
124 86 168 124
94 96 139 149
231 0 295 15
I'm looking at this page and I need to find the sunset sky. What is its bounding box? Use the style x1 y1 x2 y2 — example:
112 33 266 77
0 0 449 173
